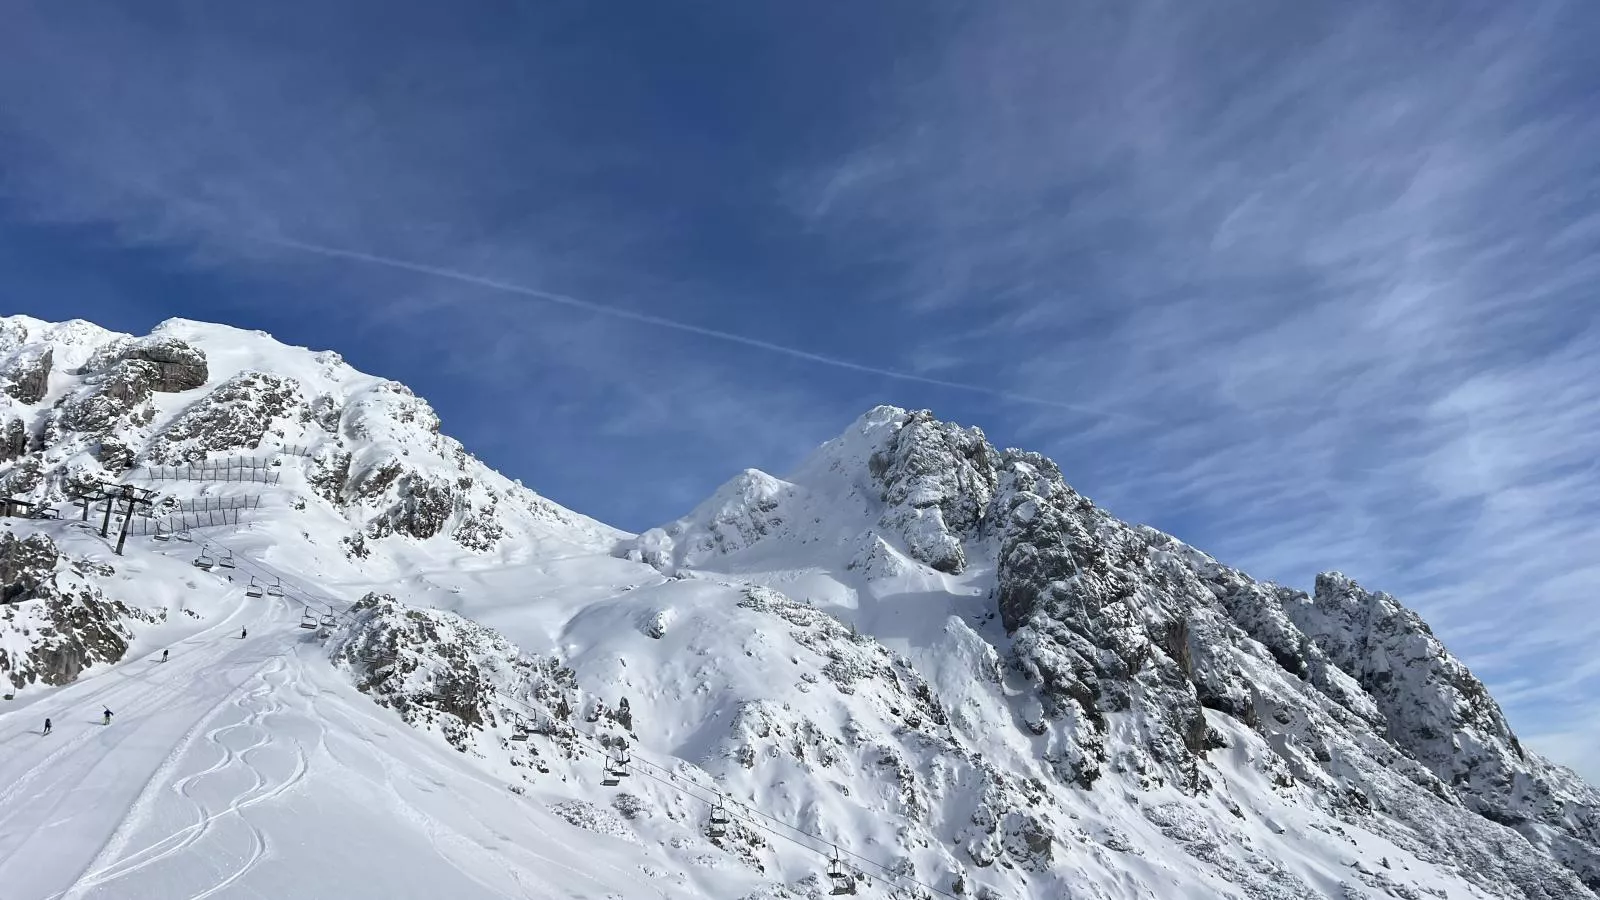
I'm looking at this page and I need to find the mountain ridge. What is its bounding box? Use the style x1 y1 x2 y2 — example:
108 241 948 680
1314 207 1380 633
0 317 1594 899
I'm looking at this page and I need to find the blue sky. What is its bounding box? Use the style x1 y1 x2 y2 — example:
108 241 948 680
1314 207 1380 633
2 1 1598 779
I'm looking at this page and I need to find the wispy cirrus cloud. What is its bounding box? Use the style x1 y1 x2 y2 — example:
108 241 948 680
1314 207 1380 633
2 0 1597 782
0 2 897 526
795 0 1600 778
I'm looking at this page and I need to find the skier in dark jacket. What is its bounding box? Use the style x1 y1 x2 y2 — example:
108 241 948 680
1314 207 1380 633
162 648 169 663
102 708 113 726
42 718 51 736
240 627 247 640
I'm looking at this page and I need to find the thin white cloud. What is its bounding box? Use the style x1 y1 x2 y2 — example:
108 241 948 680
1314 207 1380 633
256 235 1148 423
798 0 1600 772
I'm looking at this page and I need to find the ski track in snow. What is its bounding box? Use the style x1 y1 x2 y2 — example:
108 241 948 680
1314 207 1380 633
61 656 311 900
0 584 689 900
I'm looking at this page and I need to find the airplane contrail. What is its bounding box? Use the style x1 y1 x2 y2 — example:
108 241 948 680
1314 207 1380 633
257 234 1149 423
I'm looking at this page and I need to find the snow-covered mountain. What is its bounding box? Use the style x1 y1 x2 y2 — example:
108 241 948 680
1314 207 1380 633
0 319 1596 900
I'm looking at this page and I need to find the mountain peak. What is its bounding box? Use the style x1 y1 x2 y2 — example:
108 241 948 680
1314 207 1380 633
0 316 622 562
4 321 1597 899
629 402 1600 895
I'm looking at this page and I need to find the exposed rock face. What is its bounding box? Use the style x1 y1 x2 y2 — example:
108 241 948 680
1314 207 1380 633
120 336 209 392
0 418 27 463
0 532 59 603
869 411 997 574
0 533 143 688
0 317 620 558
2 347 52 404
148 371 303 463
328 593 628 773
629 405 1600 897
55 356 159 436
1295 573 1600 890
53 336 207 438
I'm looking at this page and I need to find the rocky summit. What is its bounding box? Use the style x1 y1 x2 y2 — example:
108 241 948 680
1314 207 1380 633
0 318 1595 900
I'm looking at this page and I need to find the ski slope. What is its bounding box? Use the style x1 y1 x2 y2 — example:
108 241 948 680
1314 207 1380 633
0 588 715 900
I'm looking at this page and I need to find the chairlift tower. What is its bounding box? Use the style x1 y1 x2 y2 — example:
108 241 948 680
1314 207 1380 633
78 480 155 555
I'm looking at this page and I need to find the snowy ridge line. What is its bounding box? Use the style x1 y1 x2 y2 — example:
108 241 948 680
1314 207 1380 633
336 639 954 900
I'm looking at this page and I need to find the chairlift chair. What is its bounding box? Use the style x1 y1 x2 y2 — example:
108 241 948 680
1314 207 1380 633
319 610 337 628
298 610 318 630
217 549 236 569
828 854 858 896
510 723 531 742
265 576 284 597
153 524 172 542
245 577 263 598
601 751 629 787
193 550 215 571
707 800 730 838
175 528 194 543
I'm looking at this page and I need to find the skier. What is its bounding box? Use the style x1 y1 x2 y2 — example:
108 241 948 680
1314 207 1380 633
162 648 169 663
42 717 51 736
240 627 247 640
102 708 113 726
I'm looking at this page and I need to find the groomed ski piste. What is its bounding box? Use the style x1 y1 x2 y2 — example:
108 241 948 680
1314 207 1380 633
0 521 756 900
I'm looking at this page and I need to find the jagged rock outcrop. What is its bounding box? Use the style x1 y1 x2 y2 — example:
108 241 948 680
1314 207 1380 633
1294 573 1600 890
0 418 27 463
627 404 1600 898
147 370 304 462
3 346 52 404
0 317 620 558
869 411 997 573
0 533 146 688
328 593 628 774
114 336 209 392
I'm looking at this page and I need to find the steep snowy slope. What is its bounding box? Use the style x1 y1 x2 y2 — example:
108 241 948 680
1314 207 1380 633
619 406 1600 898
2 318 1596 900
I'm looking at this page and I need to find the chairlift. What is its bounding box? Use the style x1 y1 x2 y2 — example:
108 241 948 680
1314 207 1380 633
319 610 337 628
510 723 531 742
217 549 236 569
707 799 730 838
153 524 172 542
245 577 263 598
175 528 194 543
193 550 215 571
298 610 318 630
828 853 858 896
264 576 284 598
601 750 629 787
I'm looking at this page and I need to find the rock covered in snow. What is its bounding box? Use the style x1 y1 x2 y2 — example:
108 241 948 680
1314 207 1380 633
0 533 150 688
0 316 621 558
328 592 632 764
626 404 1600 898
2 310 1593 899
